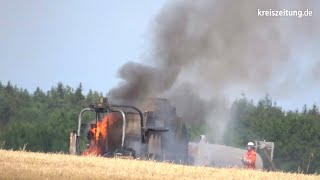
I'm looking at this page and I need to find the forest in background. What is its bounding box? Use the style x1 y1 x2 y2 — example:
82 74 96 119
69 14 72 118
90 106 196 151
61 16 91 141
0 81 318 173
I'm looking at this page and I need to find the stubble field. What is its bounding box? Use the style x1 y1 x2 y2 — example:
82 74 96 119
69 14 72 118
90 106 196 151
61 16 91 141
0 150 318 180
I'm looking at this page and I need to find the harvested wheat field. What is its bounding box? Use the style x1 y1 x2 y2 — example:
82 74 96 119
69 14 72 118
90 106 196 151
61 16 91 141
0 150 318 180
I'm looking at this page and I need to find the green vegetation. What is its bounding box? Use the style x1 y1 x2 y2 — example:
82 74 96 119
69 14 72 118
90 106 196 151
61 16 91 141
0 81 319 173
0 81 100 153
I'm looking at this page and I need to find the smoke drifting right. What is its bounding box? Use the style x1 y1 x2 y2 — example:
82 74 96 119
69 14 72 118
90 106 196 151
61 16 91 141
108 0 319 143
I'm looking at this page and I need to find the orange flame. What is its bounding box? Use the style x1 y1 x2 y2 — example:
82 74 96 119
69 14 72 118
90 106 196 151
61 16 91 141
82 113 117 156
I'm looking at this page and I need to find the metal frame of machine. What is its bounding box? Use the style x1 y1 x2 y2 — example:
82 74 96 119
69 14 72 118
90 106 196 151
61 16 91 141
70 97 145 156
255 140 275 170
69 97 188 162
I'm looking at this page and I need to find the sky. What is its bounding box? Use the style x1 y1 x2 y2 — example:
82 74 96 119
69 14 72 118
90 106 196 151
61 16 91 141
0 0 166 93
0 0 319 111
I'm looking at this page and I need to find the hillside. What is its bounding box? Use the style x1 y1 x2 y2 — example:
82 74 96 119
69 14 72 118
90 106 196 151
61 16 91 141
0 150 318 180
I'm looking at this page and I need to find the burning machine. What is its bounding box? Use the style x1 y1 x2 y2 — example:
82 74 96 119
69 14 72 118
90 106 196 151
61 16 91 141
69 97 189 163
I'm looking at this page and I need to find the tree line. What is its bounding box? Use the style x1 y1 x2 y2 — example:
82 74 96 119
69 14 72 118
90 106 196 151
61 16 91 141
0 81 318 173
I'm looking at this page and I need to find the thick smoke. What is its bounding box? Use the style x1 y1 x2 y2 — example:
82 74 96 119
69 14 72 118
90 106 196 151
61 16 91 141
109 0 319 143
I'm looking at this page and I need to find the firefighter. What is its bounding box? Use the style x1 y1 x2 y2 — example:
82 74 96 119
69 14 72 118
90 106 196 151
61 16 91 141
241 142 257 169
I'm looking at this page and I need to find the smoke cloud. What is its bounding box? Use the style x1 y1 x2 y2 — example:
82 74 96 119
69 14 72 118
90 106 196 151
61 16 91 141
108 0 319 142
